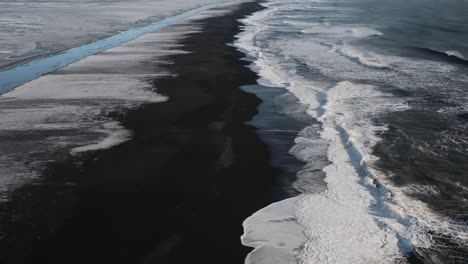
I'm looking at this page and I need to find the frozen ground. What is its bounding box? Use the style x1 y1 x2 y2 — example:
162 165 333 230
0 0 227 69
0 2 240 202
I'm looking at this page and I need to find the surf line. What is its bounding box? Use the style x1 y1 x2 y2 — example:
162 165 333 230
0 1 241 95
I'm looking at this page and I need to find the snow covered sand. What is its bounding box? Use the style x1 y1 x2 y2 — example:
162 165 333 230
0 0 235 70
1 2 277 263
0 2 244 202
0 31 170 200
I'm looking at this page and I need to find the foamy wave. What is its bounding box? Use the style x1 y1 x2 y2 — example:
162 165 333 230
437 106 467 115
402 184 441 197
445 50 466 60
302 25 382 38
237 12 414 264
337 44 390 69
300 81 430 260
242 197 305 264
233 1 462 263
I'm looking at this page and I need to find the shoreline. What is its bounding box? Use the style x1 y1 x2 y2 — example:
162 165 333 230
0 2 301 263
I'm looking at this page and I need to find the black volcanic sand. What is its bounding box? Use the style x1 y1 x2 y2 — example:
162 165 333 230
0 2 305 264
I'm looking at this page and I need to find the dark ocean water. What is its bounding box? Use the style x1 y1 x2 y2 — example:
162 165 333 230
348 0 468 261
357 0 468 261
236 0 468 263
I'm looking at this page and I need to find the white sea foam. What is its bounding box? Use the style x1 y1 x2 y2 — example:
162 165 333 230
234 0 468 263
337 44 390 69
295 81 424 263
301 25 382 38
445 50 466 60
402 184 441 197
242 197 305 264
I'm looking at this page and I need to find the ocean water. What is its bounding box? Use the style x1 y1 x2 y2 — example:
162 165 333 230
235 0 468 263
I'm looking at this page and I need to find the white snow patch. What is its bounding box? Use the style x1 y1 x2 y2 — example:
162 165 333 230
71 122 132 154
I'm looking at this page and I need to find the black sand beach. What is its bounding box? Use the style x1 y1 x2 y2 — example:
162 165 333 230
0 2 301 263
